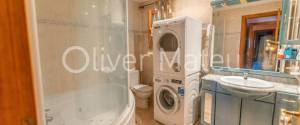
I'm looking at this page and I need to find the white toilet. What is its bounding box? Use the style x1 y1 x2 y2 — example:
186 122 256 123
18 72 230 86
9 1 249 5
129 70 153 109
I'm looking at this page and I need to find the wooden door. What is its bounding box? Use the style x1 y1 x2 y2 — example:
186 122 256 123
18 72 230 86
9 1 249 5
0 0 38 125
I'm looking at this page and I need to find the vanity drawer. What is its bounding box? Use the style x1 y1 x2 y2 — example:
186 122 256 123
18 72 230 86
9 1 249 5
202 80 217 91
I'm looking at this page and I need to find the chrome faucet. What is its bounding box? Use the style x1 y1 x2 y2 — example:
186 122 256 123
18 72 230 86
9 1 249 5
45 109 54 125
243 72 249 80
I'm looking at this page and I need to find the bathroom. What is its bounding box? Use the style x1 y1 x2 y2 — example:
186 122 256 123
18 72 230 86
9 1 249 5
1 0 300 125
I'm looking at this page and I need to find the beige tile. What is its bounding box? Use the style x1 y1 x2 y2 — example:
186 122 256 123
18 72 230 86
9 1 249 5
135 104 201 125
174 0 212 24
128 0 142 31
35 0 72 21
135 105 162 125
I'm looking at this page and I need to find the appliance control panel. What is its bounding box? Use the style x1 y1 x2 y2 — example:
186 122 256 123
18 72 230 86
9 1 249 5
153 75 183 85
171 79 182 84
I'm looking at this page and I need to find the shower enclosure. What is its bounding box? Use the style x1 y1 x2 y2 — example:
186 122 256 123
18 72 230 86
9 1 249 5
27 0 134 125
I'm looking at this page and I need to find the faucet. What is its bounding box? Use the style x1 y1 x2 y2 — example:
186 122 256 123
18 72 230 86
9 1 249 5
45 109 54 125
243 72 249 80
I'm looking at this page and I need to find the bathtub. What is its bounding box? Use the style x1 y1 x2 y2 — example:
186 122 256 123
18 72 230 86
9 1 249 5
115 90 136 125
44 83 135 125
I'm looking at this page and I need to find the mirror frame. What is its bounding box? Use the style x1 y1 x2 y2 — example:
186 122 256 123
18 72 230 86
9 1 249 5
210 0 295 79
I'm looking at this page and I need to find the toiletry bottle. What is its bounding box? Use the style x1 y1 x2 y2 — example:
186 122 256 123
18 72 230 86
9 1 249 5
277 46 285 60
292 48 298 59
285 45 292 59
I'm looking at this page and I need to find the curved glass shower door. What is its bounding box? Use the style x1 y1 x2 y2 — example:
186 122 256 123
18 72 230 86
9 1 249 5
33 0 128 124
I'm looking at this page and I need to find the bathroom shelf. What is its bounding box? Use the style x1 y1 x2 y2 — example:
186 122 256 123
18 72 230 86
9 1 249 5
280 40 300 45
290 72 300 75
278 59 300 61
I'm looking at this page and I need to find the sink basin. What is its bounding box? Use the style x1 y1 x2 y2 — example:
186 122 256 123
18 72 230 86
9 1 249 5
220 76 274 89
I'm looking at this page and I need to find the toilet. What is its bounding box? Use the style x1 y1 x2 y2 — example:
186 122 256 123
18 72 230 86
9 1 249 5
129 70 153 109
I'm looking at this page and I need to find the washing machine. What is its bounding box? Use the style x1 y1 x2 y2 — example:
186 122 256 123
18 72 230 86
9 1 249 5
153 17 202 76
153 73 200 125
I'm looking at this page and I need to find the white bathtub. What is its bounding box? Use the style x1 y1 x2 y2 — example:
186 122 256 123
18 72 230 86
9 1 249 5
44 84 135 125
115 90 136 125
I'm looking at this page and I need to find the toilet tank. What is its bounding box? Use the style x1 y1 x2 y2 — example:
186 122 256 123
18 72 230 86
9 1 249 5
129 70 140 88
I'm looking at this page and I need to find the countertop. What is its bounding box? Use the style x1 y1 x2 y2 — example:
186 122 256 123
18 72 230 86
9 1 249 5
202 74 300 95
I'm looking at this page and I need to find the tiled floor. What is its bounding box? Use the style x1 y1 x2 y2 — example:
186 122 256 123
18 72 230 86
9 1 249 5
135 104 162 125
135 104 200 125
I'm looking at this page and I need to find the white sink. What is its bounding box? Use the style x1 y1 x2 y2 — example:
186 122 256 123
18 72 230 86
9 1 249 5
220 76 274 89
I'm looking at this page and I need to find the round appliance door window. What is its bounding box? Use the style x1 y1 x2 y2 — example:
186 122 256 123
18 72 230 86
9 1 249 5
159 33 179 52
157 86 179 114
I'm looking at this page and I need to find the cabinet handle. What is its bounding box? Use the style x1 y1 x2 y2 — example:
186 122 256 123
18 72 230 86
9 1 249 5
282 109 300 117
280 99 297 103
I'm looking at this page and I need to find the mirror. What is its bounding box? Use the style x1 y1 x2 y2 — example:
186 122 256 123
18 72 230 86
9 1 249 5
211 0 287 74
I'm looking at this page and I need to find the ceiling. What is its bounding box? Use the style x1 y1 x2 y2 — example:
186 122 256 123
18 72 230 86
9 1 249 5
211 0 260 8
131 0 154 3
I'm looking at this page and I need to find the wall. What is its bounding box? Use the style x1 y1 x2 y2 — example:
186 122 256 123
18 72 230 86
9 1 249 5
174 0 212 24
128 0 154 85
213 1 281 67
128 0 142 70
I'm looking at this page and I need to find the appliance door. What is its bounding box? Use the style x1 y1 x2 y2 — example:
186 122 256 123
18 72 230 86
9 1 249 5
154 29 182 74
156 85 180 114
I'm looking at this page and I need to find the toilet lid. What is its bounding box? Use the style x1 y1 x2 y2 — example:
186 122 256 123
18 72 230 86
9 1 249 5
133 85 153 92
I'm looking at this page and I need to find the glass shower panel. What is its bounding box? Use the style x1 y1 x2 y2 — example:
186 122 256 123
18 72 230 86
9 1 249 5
34 0 128 125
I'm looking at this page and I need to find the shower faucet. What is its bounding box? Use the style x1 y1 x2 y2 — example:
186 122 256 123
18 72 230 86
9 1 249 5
45 109 54 125
243 72 249 80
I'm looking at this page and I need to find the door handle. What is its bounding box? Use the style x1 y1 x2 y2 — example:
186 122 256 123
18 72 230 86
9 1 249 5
282 109 300 117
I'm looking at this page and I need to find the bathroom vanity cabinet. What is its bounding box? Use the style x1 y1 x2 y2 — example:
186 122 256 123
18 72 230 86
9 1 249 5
214 93 241 125
240 99 274 125
200 80 299 125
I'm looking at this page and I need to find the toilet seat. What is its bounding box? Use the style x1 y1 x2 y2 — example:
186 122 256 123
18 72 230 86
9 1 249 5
129 70 153 109
133 84 153 93
132 84 153 109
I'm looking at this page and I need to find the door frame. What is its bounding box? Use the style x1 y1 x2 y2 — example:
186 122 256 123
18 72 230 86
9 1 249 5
239 10 281 68
25 0 46 124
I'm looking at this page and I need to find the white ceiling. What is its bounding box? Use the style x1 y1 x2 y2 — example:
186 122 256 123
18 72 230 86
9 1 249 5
131 0 154 3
